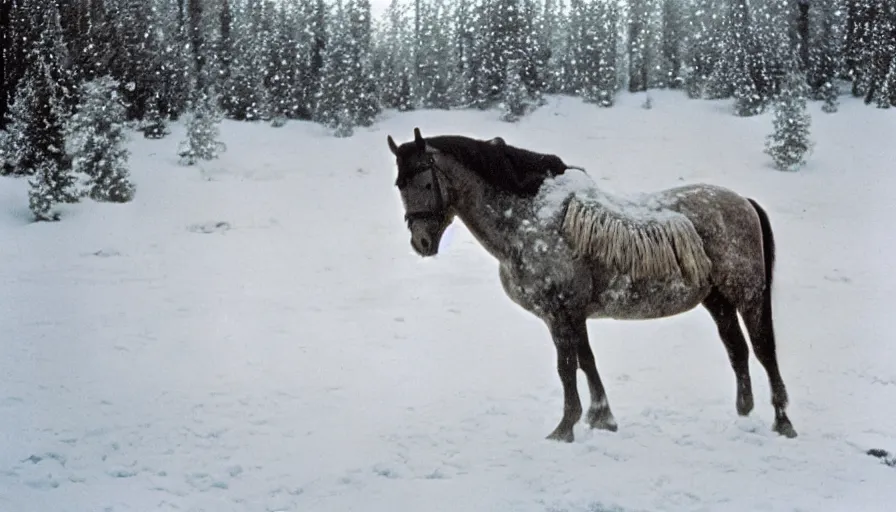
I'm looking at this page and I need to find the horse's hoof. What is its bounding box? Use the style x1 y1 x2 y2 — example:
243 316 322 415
546 428 575 443
590 420 618 432
736 395 754 417
587 408 618 432
773 419 798 439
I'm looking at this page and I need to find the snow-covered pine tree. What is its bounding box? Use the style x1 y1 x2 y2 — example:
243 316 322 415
578 0 618 107
501 58 529 122
467 1 493 109
806 0 843 100
576 0 595 101
377 0 415 110
683 0 715 98
347 0 380 124
875 55 894 109
21 60 79 220
660 0 687 89
298 0 328 119
599 0 620 106
0 108 27 176
733 60 762 116
113 0 164 120
222 0 271 121
862 0 895 108
66 76 135 203
178 89 226 165
882 57 896 109
628 0 664 92
267 1 304 125
843 0 870 97
764 70 814 172
412 0 452 109
521 0 549 106
479 0 525 106
537 0 565 95
450 0 485 108
315 0 353 135
703 0 741 99
315 0 377 136
156 0 193 120
33 1 76 112
5 3 79 220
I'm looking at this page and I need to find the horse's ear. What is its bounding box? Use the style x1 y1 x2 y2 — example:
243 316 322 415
387 135 398 155
413 127 426 151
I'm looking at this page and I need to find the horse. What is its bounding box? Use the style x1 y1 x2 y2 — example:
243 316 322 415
385 127 797 443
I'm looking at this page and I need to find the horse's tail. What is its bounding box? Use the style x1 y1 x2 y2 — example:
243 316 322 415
747 198 775 297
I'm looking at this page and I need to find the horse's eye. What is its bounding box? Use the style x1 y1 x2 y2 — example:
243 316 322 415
425 183 433 190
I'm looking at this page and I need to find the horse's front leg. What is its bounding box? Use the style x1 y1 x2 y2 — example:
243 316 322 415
545 317 585 443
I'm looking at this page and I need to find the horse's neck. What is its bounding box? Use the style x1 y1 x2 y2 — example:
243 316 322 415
447 168 529 262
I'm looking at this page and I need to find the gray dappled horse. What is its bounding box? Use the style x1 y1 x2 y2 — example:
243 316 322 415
386 128 796 443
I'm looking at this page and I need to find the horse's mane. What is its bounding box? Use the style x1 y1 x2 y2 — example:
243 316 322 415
561 194 713 284
397 135 571 196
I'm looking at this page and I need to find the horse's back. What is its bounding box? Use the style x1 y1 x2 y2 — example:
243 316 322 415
647 183 766 304
580 182 765 319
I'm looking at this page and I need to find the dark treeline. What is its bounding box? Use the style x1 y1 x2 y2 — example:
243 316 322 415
1 0 895 138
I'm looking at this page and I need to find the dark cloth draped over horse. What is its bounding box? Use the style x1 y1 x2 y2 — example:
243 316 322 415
394 135 572 196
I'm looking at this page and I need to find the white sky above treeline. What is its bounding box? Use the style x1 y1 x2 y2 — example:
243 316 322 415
371 0 389 19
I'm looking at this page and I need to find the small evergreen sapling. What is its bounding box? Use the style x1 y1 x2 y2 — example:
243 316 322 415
764 72 814 172
641 94 653 110
178 91 226 165
65 76 135 203
28 161 72 221
0 128 14 175
820 80 839 113
141 93 170 139
332 109 354 138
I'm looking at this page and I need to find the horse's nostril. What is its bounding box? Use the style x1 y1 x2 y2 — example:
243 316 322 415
419 237 431 251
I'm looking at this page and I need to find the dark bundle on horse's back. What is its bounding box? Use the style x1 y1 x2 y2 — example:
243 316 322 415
396 135 571 196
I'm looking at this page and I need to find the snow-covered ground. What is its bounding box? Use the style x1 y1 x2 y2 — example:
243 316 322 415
2 91 895 512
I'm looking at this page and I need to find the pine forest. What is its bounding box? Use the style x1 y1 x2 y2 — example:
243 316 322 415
1 0 894 182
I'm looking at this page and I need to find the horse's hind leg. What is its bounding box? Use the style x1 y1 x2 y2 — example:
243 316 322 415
575 331 617 432
740 298 797 438
702 289 754 416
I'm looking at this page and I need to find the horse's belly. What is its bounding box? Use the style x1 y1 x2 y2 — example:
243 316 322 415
592 276 709 320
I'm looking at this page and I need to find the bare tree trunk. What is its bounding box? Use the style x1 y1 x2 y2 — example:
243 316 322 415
796 1 809 70
0 0 12 127
189 0 204 91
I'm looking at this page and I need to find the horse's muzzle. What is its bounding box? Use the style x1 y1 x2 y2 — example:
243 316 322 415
411 233 438 257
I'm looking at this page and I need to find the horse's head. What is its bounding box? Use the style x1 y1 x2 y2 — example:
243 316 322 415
387 127 454 257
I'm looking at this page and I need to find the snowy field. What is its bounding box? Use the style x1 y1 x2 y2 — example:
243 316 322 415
2 91 895 511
